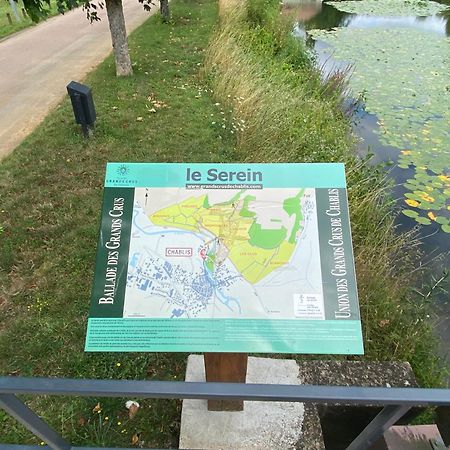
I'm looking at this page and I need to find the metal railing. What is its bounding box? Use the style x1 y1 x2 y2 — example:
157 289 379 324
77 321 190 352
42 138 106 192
1 376 449 450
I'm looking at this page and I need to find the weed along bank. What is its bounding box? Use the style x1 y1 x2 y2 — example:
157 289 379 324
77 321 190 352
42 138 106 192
86 162 364 447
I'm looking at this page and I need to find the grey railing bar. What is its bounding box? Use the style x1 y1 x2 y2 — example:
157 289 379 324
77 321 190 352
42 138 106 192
1 376 450 406
0 394 71 450
346 404 411 450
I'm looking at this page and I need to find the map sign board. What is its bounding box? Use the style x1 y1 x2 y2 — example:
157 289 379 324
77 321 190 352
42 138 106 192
85 163 364 354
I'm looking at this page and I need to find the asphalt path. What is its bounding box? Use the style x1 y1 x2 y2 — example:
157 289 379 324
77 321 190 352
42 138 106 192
0 0 156 159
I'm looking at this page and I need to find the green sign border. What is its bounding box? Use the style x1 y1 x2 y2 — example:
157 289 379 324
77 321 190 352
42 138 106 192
86 163 364 355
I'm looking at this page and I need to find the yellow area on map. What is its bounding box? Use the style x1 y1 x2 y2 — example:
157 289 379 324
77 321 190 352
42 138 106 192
150 194 298 284
228 240 295 283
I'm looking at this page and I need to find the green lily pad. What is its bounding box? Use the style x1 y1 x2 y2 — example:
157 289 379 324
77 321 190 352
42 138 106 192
309 25 450 231
402 209 419 218
415 216 432 225
435 216 449 225
442 224 450 233
326 0 449 16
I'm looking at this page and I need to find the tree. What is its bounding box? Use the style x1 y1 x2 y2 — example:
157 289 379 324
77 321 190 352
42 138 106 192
20 0 154 76
8 0 22 22
104 0 133 75
160 0 169 22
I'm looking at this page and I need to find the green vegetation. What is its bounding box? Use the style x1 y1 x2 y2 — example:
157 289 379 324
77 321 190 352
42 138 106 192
248 222 287 249
283 190 303 243
0 0 446 446
239 194 256 217
0 0 234 446
205 251 216 272
0 0 58 40
204 0 445 386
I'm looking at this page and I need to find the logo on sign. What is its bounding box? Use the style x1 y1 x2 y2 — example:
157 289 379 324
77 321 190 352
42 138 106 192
117 165 130 176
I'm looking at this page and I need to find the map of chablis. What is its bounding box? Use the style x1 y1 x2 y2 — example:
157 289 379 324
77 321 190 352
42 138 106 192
123 187 323 320
151 189 303 284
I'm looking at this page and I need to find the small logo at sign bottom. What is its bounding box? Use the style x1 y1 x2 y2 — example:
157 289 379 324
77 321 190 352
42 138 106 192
294 294 325 320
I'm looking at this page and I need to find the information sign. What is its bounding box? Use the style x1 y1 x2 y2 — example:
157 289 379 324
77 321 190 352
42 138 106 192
85 163 364 354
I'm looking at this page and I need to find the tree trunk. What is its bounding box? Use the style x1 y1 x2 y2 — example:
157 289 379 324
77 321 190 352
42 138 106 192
9 0 21 22
105 0 133 76
160 0 170 22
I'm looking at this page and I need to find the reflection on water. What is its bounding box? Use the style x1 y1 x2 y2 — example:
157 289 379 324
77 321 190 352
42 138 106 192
298 0 450 35
346 15 448 35
289 0 450 377
283 0 322 21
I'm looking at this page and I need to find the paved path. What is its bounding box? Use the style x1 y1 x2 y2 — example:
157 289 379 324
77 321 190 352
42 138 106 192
0 0 156 159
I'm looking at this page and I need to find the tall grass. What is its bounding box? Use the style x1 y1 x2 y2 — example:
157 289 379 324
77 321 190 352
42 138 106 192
204 0 351 164
204 0 445 386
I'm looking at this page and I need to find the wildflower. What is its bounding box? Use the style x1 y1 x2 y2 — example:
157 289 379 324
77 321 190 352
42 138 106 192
92 403 102 413
421 195 434 203
405 199 419 207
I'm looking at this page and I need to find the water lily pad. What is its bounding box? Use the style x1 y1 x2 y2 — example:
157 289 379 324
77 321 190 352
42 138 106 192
435 216 449 225
402 209 419 218
309 25 450 231
326 0 449 16
442 224 450 233
415 216 432 225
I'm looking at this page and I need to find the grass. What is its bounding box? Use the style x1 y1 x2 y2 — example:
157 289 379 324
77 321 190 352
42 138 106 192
0 0 59 40
0 0 446 445
0 0 235 446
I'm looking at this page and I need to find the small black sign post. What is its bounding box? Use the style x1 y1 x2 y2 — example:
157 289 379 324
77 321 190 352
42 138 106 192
67 81 96 138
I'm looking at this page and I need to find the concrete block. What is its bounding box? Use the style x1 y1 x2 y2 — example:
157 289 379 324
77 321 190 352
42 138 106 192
179 355 307 449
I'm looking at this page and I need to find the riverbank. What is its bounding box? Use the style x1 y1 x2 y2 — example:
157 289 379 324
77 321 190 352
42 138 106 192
0 0 445 446
204 0 445 387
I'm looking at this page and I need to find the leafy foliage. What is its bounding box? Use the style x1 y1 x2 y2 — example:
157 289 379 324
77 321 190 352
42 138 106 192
20 0 155 23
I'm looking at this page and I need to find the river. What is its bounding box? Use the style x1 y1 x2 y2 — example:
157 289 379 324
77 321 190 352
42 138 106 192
288 0 450 381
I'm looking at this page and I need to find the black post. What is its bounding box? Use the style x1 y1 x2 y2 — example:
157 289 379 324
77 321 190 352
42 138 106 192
67 81 96 138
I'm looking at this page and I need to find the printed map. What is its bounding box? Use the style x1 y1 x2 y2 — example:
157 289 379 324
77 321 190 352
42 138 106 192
123 188 325 320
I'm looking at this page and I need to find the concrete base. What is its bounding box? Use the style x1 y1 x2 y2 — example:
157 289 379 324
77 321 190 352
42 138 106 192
179 355 304 449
